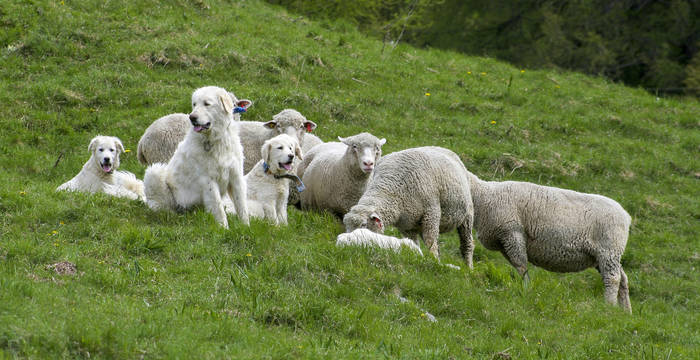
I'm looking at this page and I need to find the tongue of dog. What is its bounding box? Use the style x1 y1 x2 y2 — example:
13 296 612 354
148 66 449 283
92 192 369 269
102 164 112 173
281 162 292 171
193 125 204 132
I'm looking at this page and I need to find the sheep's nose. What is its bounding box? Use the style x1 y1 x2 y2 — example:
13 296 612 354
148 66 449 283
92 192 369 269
189 113 198 122
363 160 374 166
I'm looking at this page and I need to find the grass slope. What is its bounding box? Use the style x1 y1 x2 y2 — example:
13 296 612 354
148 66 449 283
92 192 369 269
1 0 698 358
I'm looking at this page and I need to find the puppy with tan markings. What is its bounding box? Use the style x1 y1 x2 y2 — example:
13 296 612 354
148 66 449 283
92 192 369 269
57 135 145 201
144 86 250 228
244 134 303 225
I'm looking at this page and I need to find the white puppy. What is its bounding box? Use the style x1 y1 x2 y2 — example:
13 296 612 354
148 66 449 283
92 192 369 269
336 229 424 256
57 135 145 201
245 134 303 225
143 86 251 228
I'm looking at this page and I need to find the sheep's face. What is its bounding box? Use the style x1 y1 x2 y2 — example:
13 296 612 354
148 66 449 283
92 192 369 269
344 206 384 233
264 109 317 144
261 134 303 175
88 135 124 174
339 133 387 174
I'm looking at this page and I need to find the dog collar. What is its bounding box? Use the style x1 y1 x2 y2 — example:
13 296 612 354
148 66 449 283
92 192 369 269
263 162 305 192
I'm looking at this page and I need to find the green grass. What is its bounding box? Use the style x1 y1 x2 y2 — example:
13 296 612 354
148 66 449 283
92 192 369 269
1 0 698 358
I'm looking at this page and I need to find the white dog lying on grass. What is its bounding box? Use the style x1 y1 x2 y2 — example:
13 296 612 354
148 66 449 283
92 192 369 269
243 134 304 225
336 228 424 256
57 135 145 201
144 86 251 228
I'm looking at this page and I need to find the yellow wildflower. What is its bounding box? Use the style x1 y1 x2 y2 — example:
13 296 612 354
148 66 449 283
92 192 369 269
59 221 65 225
467 71 472 75
480 72 486 75
520 70 525 73
19 191 26 196
124 149 131 153
491 120 497 125
425 92 431 96
246 253 252 257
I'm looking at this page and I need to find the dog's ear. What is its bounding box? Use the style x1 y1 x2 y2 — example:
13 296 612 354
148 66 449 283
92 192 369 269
88 137 99 152
263 120 277 129
303 120 317 132
261 142 272 166
295 142 303 161
219 91 234 114
113 137 125 153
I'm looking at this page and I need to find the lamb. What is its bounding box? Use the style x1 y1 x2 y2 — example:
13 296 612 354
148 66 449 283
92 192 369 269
336 228 424 256
466 171 633 312
343 146 475 265
136 92 252 166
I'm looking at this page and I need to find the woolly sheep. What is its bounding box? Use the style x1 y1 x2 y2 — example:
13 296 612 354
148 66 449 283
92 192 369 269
343 146 475 264
136 92 252 166
336 228 423 256
299 132 386 216
466 171 633 312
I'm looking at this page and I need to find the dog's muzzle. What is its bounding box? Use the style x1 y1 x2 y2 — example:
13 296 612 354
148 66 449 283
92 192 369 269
189 114 211 133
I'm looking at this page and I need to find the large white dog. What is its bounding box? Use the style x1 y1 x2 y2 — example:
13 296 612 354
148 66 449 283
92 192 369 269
143 86 251 228
245 134 303 225
57 135 145 201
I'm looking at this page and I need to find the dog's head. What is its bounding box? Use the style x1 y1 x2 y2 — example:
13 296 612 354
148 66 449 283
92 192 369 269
260 134 302 175
262 109 316 145
338 132 387 174
88 135 124 174
189 86 252 134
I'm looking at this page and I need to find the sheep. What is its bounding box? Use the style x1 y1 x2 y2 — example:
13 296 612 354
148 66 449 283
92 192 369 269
299 132 386 216
343 146 475 265
465 171 633 312
136 92 252 166
336 228 424 256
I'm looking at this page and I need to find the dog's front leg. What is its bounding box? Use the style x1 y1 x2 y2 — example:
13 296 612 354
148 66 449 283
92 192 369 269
228 163 249 225
276 194 288 226
203 182 228 229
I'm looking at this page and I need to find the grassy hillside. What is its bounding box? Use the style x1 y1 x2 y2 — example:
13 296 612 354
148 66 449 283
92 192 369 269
1 0 698 358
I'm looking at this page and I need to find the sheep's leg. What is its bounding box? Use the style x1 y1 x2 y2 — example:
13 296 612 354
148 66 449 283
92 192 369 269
203 182 228 229
617 267 632 313
501 231 529 286
421 210 441 259
598 258 622 307
458 221 474 269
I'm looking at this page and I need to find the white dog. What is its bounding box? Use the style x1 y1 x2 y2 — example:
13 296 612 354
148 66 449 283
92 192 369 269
143 86 251 228
57 135 145 200
245 134 303 225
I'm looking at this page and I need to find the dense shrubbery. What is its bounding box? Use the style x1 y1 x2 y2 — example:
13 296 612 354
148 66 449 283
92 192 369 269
268 0 700 96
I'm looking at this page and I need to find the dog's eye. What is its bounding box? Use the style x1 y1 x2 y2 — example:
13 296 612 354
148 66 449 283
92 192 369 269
192 103 196 107
277 146 283 150
110 148 115 152
204 101 212 106
98 148 103 152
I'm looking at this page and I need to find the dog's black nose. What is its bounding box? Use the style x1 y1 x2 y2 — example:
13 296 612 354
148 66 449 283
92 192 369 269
103 157 111 163
189 113 198 123
288 154 295 160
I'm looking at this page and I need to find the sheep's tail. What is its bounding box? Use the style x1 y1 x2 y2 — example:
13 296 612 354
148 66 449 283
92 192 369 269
143 163 176 211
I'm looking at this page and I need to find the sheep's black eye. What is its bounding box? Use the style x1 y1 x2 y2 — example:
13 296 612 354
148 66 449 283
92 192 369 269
277 146 283 150
204 101 211 106
352 144 358 149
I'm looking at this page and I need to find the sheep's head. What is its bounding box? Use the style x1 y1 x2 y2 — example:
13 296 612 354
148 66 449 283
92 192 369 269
263 109 316 144
338 132 386 174
343 205 384 233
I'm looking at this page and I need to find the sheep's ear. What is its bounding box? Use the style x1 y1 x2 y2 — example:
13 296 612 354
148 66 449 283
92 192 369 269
295 142 303 161
88 137 99 152
263 120 277 129
237 99 253 110
303 120 317 132
379 138 387 146
114 138 125 153
370 213 383 230
338 136 348 145
219 92 234 113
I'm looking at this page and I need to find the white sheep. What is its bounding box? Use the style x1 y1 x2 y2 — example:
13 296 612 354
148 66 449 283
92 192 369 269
299 132 386 216
466 171 633 312
136 92 252 166
343 146 475 265
336 228 423 256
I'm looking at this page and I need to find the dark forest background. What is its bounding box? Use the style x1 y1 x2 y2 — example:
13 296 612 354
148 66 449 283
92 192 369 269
268 0 700 97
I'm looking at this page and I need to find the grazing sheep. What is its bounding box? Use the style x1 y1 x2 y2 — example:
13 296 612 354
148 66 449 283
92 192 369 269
137 92 252 166
299 132 386 216
244 134 303 225
336 228 423 256
343 146 475 265
143 86 249 228
57 135 145 201
466 171 633 312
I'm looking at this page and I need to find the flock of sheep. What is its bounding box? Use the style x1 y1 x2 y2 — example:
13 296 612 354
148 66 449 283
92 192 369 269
57 86 633 313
